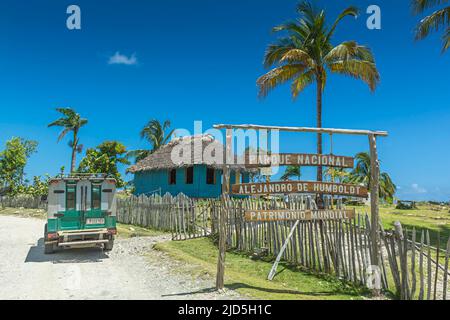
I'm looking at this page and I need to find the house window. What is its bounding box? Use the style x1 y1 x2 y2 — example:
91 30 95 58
169 169 177 185
91 184 101 210
206 168 215 185
185 167 194 184
66 185 76 211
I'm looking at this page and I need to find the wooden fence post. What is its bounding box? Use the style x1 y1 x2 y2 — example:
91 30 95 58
368 133 381 296
216 128 232 290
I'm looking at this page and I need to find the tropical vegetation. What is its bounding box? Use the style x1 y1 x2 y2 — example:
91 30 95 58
78 141 130 187
48 107 88 173
281 165 302 181
346 152 396 203
412 0 450 52
0 137 38 195
128 119 174 163
257 0 380 182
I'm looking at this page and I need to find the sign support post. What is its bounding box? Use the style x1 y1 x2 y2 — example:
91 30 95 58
216 128 232 290
213 124 387 294
369 133 381 295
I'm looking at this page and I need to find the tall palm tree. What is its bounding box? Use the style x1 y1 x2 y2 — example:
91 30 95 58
257 1 380 182
281 165 301 181
346 152 396 203
48 108 88 173
412 0 450 52
128 119 174 163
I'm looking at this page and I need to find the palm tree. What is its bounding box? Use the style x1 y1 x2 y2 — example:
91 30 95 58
325 167 349 183
412 0 450 52
48 108 88 173
346 152 396 203
281 165 301 181
257 1 380 182
128 119 174 163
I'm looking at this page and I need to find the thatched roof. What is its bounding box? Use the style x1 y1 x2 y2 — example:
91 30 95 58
128 134 256 173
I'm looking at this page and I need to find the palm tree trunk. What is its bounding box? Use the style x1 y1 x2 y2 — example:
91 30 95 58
70 130 77 173
316 77 323 182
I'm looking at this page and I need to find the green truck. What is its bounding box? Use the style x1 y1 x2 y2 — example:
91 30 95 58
44 174 117 254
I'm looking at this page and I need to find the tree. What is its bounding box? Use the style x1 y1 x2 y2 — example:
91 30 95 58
412 0 450 52
346 152 396 203
0 137 38 193
48 108 88 173
78 141 130 187
325 167 349 183
281 165 302 181
257 1 380 182
128 119 174 163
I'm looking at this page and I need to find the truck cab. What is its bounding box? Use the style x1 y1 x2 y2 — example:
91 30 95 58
44 174 117 254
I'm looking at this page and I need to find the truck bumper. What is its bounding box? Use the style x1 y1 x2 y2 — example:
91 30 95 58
45 228 115 248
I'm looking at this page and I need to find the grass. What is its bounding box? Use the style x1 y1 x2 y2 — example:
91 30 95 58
116 224 166 238
0 206 164 239
155 237 370 300
349 203 450 249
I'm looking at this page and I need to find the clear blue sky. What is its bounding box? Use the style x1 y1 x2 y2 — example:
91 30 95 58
0 0 448 201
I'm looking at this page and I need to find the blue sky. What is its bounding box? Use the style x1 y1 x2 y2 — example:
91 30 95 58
0 0 449 200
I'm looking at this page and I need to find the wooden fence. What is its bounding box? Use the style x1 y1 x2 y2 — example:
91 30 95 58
3 192 449 299
0 195 47 210
220 195 450 300
116 193 217 240
380 222 450 300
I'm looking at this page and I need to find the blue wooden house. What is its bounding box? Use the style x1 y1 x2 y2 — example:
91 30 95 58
128 135 254 198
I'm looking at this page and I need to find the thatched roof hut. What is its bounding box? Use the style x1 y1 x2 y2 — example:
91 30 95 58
128 134 254 173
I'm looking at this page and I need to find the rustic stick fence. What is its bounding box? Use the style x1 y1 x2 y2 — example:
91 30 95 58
2 192 449 299
0 195 47 210
116 193 217 240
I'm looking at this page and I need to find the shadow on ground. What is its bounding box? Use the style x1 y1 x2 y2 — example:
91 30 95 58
25 238 109 264
162 282 338 298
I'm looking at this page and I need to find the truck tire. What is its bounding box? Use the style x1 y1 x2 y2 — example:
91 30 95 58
44 223 56 254
104 239 114 251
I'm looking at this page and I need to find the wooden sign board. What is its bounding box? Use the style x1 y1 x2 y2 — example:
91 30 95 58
244 209 355 222
232 181 368 198
245 153 354 168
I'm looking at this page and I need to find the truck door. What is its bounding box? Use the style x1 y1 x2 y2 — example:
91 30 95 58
60 182 82 230
84 182 105 228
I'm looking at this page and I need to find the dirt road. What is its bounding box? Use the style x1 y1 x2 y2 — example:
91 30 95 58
0 215 239 300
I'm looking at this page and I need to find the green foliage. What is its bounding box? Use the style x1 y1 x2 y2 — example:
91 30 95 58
281 165 301 181
127 119 174 163
78 141 130 187
257 1 379 98
412 0 450 52
346 152 396 203
12 175 50 197
0 137 38 194
48 107 88 172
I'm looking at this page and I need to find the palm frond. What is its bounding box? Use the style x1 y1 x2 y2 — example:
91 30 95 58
328 60 380 92
58 128 72 142
263 40 296 68
291 70 315 99
412 0 448 14
415 7 450 40
324 41 375 63
325 6 359 43
280 49 316 67
442 27 450 51
257 64 308 98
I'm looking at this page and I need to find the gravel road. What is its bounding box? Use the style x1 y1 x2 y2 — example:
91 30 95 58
0 215 240 300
